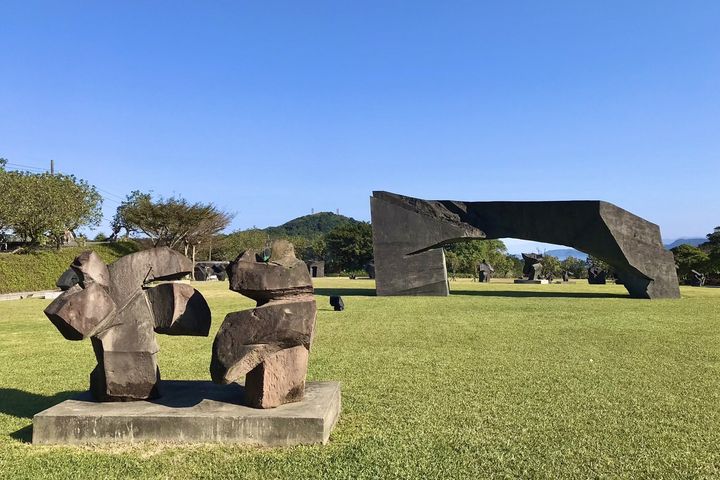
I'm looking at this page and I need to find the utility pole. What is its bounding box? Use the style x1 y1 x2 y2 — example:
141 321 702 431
50 159 55 175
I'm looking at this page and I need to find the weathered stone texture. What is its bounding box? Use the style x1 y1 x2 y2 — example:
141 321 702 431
211 240 317 408
371 191 680 299
44 247 211 401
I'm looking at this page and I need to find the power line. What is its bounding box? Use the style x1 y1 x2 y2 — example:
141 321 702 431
5 162 48 172
96 188 125 202
3 159 126 204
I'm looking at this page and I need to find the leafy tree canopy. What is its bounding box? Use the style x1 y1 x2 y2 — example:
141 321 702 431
112 191 232 249
0 168 102 248
324 221 373 272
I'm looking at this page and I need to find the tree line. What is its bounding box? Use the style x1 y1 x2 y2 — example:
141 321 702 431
670 227 720 285
4 158 717 284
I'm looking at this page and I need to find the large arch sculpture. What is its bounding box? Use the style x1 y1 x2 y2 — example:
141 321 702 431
370 191 680 299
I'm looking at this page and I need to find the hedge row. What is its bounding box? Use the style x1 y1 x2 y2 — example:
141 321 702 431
0 242 140 294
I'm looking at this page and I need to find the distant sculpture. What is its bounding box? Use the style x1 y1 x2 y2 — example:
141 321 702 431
210 240 316 409
193 262 229 281
521 253 543 281
689 270 706 287
370 191 680 299
306 260 325 278
330 296 345 311
588 267 607 285
44 248 211 401
476 260 494 282
56 268 79 291
562 271 570 282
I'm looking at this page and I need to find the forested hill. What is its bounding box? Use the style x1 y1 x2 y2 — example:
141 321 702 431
264 212 361 238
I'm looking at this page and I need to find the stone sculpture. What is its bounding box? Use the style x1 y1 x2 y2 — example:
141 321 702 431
562 271 570 282
330 295 345 311
56 268 79 291
690 270 706 287
521 253 543 280
43 248 211 401
370 191 680 299
588 267 607 284
210 240 316 409
477 260 494 282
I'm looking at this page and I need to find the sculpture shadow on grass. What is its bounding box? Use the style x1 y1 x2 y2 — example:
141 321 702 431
314 287 376 297
147 381 246 408
0 388 82 442
56 381 249 409
450 289 629 299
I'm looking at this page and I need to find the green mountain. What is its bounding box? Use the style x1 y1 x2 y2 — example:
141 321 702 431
264 212 361 238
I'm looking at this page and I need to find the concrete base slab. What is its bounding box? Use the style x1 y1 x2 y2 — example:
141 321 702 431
0 290 61 301
513 279 550 284
33 380 340 446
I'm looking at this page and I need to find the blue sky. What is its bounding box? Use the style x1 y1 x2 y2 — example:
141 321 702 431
1 1 718 253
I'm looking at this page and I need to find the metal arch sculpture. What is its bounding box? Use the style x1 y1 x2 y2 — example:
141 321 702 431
370 191 680 299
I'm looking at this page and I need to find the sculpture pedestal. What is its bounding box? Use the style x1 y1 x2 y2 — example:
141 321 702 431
513 279 549 284
33 381 340 446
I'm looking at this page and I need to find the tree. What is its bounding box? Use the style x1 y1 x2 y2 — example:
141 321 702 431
325 222 373 272
182 206 233 269
112 192 232 251
492 254 522 278
444 239 508 275
0 169 102 248
216 228 269 260
587 255 614 277
671 244 709 281
560 256 587 279
701 227 720 278
541 254 561 278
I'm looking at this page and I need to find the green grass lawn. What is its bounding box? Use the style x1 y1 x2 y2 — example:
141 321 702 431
1 278 719 479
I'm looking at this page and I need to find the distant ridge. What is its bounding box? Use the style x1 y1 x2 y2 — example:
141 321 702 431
544 248 588 261
664 238 705 249
541 237 706 261
264 211 361 238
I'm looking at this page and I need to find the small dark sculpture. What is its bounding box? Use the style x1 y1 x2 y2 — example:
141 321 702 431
192 262 229 281
44 248 211 401
588 267 607 284
211 264 228 281
330 296 345 311
562 271 570 282
194 264 211 281
521 253 543 281
56 268 79 291
211 240 316 409
545 272 554 282
690 270 706 287
477 260 494 283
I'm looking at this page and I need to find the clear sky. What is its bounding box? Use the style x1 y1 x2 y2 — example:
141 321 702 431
2 1 718 253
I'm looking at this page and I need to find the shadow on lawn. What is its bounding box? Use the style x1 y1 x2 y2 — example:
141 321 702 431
314 287 376 297
450 289 629 299
0 388 82 442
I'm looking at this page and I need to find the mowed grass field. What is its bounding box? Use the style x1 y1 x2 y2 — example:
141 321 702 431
0 278 719 479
